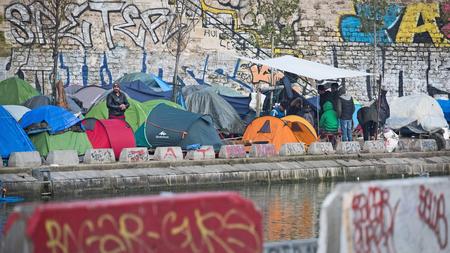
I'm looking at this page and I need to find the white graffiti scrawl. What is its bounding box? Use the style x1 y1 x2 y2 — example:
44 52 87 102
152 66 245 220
4 0 187 49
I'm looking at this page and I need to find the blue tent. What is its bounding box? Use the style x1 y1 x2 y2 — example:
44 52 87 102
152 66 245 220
116 72 172 92
20 105 81 134
437 99 450 122
140 104 222 150
0 106 35 158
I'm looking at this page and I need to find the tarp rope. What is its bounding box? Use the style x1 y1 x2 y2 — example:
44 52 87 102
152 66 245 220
147 121 188 138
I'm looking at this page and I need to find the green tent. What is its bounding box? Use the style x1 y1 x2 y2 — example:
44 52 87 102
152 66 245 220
0 77 39 105
85 97 146 132
135 99 183 147
29 131 92 157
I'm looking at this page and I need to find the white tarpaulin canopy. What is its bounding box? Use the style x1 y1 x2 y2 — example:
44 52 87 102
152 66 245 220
239 55 371 80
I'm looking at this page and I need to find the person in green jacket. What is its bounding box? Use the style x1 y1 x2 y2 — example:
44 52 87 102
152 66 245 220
319 101 339 133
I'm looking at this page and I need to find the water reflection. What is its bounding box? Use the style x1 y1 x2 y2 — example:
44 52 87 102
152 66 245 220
0 181 335 241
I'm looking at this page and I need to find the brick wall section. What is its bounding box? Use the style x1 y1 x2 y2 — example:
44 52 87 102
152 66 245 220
0 0 449 104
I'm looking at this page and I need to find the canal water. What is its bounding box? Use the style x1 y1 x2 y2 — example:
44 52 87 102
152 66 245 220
0 181 337 242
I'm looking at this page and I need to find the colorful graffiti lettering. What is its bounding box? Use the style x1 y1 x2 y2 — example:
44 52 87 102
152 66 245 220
4 1 186 49
249 64 284 84
339 3 450 47
340 4 404 44
417 185 448 250
14 193 263 253
351 187 400 253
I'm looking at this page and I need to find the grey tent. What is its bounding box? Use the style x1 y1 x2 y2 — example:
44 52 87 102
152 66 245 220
72 85 106 111
138 104 222 150
65 84 83 95
185 88 245 134
22 95 82 116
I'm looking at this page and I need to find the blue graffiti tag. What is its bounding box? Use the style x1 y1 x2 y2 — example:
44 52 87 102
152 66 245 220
340 4 404 44
59 52 71 86
99 52 112 87
141 50 147 73
82 52 88 86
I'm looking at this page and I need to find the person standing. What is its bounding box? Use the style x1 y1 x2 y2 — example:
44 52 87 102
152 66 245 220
336 89 355 141
319 101 338 133
106 82 129 120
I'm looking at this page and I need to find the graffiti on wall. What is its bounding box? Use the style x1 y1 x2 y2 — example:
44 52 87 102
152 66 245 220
340 3 450 46
4 0 186 49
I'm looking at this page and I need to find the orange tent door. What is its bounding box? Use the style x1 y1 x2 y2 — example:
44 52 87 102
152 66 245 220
282 115 318 145
243 116 298 152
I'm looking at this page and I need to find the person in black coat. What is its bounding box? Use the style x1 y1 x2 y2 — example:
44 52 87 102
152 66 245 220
106 82 130 120
336 89 355 141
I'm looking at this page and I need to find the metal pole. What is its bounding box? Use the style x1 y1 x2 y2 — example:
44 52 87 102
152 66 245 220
172 0 184 103
269 9 275 110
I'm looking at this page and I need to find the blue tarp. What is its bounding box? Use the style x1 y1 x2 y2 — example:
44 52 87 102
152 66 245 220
0 106 35 158
219 94 251 118
437 99 450 122
20 105 81 134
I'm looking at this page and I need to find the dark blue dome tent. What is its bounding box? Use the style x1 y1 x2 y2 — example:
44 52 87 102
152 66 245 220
0 105 35 159
139 104 222 151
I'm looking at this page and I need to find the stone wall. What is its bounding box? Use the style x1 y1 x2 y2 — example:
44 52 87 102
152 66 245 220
1 0 449 103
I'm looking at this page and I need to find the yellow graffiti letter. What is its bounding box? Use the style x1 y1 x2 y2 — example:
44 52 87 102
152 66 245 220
396 3 449 46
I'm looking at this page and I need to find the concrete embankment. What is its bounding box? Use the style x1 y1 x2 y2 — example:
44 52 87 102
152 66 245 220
1 151 450 196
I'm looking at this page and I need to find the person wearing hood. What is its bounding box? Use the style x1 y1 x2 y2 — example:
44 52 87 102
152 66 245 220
336 89 355 141
319 101 338 133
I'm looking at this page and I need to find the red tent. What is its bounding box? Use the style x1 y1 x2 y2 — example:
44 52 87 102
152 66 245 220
82 118 136 159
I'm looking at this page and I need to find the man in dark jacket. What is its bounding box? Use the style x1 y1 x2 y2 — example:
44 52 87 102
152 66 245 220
336 89 355 141
106 82 130 120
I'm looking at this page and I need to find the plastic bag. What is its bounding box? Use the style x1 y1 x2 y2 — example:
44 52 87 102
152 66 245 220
383 128 399 153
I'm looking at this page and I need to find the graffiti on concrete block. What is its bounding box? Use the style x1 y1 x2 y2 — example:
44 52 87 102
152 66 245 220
338 142 360 154
339 3 450 46
363 140 385 152
127 149 147 162
352 187 400 253
251 144 276 157
417 185 448 249
163 147 179 160
89 149 114 163
220 145 246 159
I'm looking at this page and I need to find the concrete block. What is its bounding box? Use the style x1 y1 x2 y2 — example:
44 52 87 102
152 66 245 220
398 139 437 152
1 192 263 253
119 148 149 162
8 151 42 167
84 149 115 164
249 144 277 158
362 140 386 153
218 145 246 159
317 177 450 253
307 142 334 155
185 146 215 160
154 147 183 161
445 139 450 150
336 141 360 154
45 150 79 166
279 143 306 156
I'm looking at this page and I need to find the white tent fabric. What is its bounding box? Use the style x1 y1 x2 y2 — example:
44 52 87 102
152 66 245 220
386 94 448 133
3 105 31 122
239 55 371 80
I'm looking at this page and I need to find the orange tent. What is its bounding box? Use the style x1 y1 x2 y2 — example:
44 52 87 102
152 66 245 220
282 115 318 145
243 115 318 152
